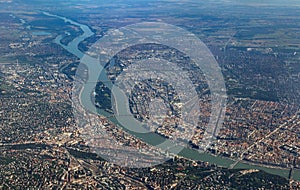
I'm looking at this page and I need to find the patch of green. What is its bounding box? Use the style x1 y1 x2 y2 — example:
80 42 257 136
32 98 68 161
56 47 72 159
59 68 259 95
229 170 289 189
10 143 48 150
33 174 42 180
0 79 13 92
228 88 279 102
29 17 67 32
59 29 83 46
235 27 274 39
0 156 14 165
94 81 113 113
67 148 105 161
0 57 12 63
60 62 79 81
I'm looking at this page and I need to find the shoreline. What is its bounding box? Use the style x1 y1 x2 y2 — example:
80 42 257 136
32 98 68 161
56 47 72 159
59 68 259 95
45 11 300 181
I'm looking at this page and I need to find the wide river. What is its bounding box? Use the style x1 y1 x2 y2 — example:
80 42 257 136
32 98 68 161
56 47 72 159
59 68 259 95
45 12 300 180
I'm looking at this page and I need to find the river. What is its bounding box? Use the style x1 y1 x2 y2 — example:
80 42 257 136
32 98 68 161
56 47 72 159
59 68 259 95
45 12 300 180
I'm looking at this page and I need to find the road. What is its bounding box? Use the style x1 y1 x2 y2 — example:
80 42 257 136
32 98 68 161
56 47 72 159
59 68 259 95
229 110 300 169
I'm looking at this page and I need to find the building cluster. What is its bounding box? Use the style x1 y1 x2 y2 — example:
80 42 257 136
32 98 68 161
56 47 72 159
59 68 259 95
215 99 299 168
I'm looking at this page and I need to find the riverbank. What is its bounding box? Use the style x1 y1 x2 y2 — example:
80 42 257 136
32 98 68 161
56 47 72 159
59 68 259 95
45 11 300 181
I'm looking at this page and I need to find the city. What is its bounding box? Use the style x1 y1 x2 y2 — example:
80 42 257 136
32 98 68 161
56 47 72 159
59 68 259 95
0 0 299 189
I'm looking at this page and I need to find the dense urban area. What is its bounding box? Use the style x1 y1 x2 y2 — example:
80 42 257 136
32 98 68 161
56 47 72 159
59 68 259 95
0 0 299 189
